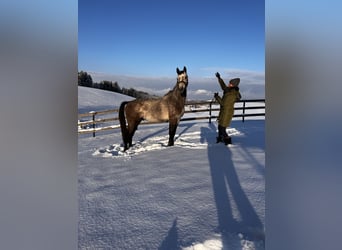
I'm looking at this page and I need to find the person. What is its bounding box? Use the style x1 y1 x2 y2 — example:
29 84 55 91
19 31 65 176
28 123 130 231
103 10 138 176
213 72 241 144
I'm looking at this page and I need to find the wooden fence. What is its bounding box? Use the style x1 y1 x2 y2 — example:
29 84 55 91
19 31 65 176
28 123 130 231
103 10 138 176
78 99 265 137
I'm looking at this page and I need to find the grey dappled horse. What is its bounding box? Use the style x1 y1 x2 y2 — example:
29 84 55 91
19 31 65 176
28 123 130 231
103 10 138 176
119 66 188 151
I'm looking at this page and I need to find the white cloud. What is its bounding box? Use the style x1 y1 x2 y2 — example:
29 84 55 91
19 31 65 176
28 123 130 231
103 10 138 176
200 67 265 85
86 69 265 100
195 89 210 95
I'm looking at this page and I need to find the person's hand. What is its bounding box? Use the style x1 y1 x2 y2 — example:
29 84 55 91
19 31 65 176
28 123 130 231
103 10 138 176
215 72 220 78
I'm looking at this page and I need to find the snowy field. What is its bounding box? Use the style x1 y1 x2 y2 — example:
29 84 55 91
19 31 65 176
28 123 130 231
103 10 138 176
78 86 265 249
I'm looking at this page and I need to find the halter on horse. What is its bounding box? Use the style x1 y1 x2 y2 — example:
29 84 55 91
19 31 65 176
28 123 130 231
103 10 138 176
119 66 188 151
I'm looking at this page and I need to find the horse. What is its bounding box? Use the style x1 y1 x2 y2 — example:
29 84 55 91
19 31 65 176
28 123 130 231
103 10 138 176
119 66 188 151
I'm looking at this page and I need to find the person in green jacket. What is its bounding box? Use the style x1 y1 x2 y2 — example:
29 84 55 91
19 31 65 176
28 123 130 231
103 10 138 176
214 72 241 144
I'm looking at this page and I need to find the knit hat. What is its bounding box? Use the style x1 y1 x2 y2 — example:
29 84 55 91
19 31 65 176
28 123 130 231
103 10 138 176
229 78 240 87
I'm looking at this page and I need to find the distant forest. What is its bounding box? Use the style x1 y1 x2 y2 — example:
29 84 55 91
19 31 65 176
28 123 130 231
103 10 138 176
78 71 158 99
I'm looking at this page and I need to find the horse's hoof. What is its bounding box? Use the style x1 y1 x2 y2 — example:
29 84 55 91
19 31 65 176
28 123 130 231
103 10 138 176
123 144 129 151
168 142 174 146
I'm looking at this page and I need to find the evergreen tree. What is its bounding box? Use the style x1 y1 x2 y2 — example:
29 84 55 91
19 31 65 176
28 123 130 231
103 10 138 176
78 71 93 87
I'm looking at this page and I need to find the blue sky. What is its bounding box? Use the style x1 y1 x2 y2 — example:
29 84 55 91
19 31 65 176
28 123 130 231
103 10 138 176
79 0 264 77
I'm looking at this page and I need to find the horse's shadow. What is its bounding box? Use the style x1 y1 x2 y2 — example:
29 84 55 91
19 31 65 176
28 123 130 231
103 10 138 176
138 124 169 143
176 122 197 138
138 122 197 145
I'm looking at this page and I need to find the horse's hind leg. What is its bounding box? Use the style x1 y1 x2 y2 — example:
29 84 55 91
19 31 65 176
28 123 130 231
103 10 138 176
123 135 129 151
168 119 179 146
122 130 129 151
127 119 142 148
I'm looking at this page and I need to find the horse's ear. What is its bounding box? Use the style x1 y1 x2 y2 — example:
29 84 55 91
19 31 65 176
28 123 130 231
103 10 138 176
183 66 187 72
176 67 180 74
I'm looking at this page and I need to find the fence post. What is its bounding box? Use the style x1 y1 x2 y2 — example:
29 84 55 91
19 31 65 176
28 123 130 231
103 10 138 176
242 101 246 123
90 111 96 137
209 101 212 123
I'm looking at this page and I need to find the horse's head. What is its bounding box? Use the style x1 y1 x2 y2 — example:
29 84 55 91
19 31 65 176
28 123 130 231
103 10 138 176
176 66 188 93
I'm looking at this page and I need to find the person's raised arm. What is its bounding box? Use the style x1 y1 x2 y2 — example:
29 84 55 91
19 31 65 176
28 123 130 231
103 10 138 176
215 72 227 91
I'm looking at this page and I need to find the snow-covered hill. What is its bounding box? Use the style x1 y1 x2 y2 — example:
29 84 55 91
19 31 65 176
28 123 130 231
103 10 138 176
78 86 265 249
78 86 134 113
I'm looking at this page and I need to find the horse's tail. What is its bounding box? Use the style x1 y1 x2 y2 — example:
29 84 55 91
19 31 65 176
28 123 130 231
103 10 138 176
119 101 129 148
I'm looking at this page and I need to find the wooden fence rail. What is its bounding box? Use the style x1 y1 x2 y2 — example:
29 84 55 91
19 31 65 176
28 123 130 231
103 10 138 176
78 99 265 137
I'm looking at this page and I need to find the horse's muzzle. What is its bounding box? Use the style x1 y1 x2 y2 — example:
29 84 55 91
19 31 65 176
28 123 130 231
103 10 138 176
178 81 187 91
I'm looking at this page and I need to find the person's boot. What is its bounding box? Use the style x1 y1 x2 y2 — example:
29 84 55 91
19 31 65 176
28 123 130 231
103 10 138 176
217 125 227 143
216 135 222 143
223 136 232 145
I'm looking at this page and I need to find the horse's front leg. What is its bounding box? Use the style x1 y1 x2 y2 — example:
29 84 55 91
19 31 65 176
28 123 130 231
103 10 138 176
168 119 179 146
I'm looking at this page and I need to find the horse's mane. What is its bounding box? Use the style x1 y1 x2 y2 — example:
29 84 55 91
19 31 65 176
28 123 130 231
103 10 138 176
164 89 173 97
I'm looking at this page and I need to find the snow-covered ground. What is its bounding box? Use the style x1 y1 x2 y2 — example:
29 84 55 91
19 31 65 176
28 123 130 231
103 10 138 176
78 86 265 249
78 86 135 113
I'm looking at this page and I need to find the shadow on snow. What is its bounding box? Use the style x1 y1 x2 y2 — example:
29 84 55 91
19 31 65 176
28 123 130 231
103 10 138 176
201 122 265 248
